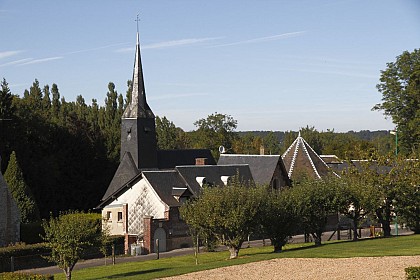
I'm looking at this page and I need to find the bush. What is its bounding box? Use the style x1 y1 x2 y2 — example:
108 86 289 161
0 272 53 280
0 244 52 272
405 266 420 280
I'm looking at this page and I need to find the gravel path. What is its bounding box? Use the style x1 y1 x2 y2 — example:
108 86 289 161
163 256 420 280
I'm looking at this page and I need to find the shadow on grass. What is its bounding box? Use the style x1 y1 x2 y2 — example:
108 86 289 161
104 267 168 279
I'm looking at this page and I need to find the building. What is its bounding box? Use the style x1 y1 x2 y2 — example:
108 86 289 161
0 156 20 247
218 154 291 189
98 31 253 254
282 132 338 181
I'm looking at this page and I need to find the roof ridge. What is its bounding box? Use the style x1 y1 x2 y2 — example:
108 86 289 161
300 138 321 179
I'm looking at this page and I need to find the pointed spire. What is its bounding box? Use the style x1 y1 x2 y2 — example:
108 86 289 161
123 31 154 119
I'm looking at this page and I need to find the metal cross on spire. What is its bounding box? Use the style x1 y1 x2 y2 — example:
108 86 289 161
135 14 140 33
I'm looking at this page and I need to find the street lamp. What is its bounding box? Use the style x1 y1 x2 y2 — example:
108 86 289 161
390 128 398 156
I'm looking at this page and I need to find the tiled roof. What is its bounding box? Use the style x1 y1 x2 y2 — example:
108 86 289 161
157 149 216 169
175 164 254 196
100 152 141 202
282 133 337 180
217 154 290 186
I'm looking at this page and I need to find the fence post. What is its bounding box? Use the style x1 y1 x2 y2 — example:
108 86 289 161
156 239 160 260
10 256 14 272
112 244 115 265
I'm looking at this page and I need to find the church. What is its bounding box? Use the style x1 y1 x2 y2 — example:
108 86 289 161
98 30 338 255
97 32 254 254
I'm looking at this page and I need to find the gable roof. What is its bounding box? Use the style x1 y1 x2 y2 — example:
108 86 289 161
142 170 188 207
101 152 140 202
175 164 253 196
282 133 337 180
217 154 290 186
157 149 216 169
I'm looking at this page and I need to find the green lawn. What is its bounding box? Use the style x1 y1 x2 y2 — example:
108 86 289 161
55 235 420 280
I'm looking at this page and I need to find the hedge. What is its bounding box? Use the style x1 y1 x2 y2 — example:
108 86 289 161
405 267 420 280
0 272 53 280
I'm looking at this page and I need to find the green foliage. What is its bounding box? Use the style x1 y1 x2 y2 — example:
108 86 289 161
180 176 264 259
190 112 238 159
4 151 40 223
260 187 300 252
405 266 420 280
155 116 188 149
374 49 420 155
42 212 106 280
290 177 341 246
0 272 53 280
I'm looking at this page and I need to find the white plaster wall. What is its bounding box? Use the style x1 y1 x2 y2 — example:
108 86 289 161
107 178 167 236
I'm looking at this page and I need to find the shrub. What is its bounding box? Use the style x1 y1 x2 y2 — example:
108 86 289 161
0 272 53 279
405 266 420 280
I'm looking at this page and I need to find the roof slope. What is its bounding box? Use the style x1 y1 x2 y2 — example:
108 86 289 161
282 133 335 180
218 154 287 186
157 149 216 169
176 165 253 196
101 152 140 201
142 170 187 207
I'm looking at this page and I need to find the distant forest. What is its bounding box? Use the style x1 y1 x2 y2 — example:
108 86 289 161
0 78 395 219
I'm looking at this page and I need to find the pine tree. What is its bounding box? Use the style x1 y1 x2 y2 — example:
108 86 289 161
4 151 40 223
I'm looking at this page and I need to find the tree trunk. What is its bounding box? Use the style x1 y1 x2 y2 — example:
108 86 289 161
312 233 322 246
352 218 358 241
64 267 72 280
271 238 286 253
228 246 240 259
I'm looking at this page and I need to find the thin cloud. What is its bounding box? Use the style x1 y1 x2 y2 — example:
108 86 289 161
213 31 306 47
116 37 223 52
18 56 63 66
0 50 23 60
0 58 32 67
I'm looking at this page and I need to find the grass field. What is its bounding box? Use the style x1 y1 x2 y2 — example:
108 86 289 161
54 235 420 280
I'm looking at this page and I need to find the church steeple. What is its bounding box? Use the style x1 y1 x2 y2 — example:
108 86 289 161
120 30 158 170
123 32 154 119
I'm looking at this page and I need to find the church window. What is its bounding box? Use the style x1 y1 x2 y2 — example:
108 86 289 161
106 211 112 221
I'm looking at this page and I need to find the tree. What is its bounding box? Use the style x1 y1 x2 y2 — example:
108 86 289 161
261 187 299 252
0 78 14 120
335 172 378 240
4 151 40 223
373 49 420 155
180 176 264 259
291 177 340 246
42 212 105 280
191 112 238 159
156 115 186 150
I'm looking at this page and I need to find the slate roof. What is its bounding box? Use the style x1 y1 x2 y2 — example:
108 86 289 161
175 164 253 196
142 170 188 207
217 154 290 186
282 133 337 180
157 149 216 169
101 152 140 202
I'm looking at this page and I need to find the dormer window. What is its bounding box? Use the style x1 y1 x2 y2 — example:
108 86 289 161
196 177 207 187
221 176 231 186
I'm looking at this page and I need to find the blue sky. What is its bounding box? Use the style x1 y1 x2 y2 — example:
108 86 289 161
1 0 419 132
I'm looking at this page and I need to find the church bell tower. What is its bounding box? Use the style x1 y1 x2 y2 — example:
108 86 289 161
120 32 158 169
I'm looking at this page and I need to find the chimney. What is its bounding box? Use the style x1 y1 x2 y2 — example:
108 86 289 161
195 158 208 166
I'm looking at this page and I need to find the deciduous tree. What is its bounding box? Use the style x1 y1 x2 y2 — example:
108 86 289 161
42 212 106 280
373 49 420 155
